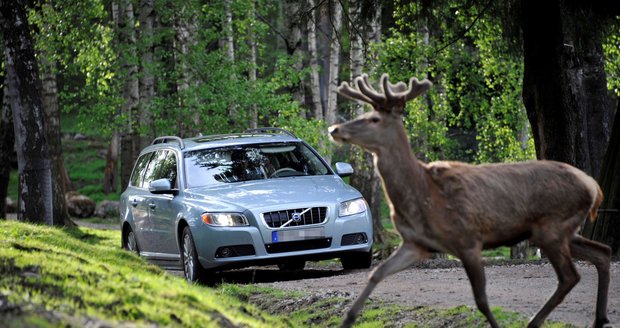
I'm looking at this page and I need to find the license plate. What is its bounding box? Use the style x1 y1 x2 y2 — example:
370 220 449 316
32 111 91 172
271 227 324 243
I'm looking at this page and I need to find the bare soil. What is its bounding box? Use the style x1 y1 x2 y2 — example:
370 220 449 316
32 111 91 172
250 260 620 327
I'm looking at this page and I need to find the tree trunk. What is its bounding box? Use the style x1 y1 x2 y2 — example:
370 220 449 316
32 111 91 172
40 55 73 227
138 0 155 149
347 0 387 254
583 100 620 255
284 0 303 104
0 77 14 219
174 5 198 137
521 0 613 178
117 0 140 190
103 133 119 194
224 0 236 120
325 0 342 128
248 0 258 129
307 0 323 120
1 0 53 224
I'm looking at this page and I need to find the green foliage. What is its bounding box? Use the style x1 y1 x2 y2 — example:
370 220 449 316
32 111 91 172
28 0 120 137
603 17 620 96
373 2 536 163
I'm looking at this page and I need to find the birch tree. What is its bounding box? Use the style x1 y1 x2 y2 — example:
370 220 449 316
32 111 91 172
40 56 73 226
324 0 342 128
1 0 53 224
116 0 140 190
307 0 323 120
346 0 386 250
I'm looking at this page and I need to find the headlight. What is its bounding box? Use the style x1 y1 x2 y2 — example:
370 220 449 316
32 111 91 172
201 213 249 226
339 198 367 217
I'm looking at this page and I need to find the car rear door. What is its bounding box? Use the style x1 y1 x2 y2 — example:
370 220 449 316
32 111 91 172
127 152 153 251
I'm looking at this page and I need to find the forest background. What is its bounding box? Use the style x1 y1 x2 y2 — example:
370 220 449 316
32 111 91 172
1 0 619 257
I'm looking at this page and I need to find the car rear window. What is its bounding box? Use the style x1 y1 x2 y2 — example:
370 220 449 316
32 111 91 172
183 142 331 188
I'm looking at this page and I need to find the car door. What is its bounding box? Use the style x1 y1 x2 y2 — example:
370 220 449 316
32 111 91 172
127 152 153 251
147 150 180 255
138 150 169 252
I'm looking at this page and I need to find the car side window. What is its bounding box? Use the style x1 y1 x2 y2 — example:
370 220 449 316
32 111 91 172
156 151 178 188
141 150 178 189
129 152 153 187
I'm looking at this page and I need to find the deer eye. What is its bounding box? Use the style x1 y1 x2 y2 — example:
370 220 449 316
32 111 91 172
369 117 380 123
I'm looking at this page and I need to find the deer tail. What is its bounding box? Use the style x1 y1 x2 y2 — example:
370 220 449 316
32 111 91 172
589 183 604 222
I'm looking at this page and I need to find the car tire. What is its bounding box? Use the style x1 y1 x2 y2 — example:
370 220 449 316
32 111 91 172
277 260 306 271
123 226 140 254
341 251 372 270
181 226 208 283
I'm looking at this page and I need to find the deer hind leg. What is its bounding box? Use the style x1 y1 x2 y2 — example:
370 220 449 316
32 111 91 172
341 242 430 328
458 247 499 328
569 234 611 328
528 232 580 328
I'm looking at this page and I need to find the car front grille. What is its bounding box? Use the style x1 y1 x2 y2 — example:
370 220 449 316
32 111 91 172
262 207 328 228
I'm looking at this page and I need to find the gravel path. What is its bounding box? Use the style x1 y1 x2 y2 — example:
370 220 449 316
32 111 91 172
257 261 620 327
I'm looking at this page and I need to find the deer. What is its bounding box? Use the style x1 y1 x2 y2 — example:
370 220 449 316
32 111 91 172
328 73 612 328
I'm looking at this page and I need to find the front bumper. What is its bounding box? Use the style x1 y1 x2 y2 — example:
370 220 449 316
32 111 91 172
191 209 373 270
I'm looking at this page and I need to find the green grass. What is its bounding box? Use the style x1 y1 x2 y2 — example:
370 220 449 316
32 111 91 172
0 220 280 327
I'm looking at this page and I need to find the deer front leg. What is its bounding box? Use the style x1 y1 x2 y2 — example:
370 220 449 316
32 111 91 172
341 242 430 328
458 248 499 328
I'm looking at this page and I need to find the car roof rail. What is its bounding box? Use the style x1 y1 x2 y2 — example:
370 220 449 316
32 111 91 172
244 127 297 138
151 136 185 149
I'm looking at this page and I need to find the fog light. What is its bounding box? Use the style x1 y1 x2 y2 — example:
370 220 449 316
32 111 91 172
341 233 368 246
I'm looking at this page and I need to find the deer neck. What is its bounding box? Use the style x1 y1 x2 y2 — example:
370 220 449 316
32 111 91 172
372 127 430 212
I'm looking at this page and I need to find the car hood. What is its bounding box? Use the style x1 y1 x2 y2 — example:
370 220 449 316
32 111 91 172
184 175 361 211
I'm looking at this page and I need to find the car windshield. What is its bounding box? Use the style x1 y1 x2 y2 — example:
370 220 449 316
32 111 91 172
183 142 331 188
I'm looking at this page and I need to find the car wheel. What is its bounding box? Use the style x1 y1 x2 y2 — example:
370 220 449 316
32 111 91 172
341 251 372 270
181 226 206 283
277 260 306 271
123 226 139 254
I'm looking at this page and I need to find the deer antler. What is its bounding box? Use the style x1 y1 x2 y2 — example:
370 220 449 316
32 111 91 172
338 74 432 113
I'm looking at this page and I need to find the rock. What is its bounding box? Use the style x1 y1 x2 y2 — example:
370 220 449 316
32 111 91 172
65 192 96 218
95 200 120 218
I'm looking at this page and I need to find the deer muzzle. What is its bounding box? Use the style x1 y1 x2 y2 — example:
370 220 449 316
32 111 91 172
328 124 349 143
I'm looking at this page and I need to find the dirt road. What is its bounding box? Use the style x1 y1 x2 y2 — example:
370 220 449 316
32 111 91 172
254 260 620 327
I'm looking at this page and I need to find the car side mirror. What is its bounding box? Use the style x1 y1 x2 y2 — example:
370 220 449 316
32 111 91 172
335 162 354 177
149 178 177 195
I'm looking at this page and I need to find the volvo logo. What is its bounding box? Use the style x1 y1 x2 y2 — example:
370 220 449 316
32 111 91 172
280 207 312 228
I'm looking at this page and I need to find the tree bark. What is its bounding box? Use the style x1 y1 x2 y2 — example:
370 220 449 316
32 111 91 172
583 100 620 255
347 0 387 253
248 0 258 129
138 0 155 149
40 55 73 227
0 74 14 219
117 0 140 190
284 0 303 104
325 0 342 129
1 0 53 224
521 0 613 178
307 0 323 120
174 4 198 137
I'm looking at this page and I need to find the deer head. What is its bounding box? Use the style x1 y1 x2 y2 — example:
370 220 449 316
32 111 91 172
328 74 432 153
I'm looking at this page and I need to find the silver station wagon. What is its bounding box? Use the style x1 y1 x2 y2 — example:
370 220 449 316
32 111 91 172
120 128 373 282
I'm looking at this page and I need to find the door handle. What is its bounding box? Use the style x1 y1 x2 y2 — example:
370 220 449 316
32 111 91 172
148 202 156 209
130 199 139 207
